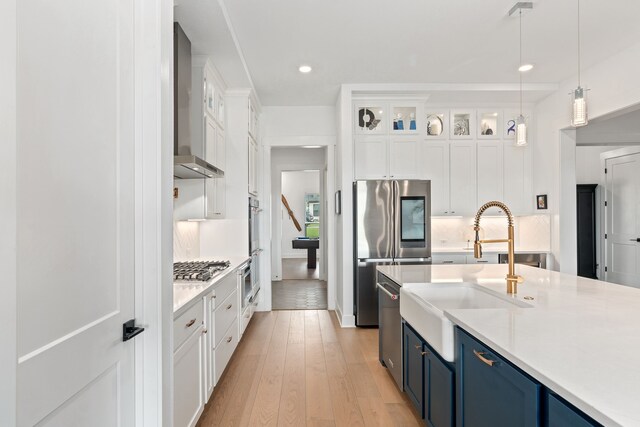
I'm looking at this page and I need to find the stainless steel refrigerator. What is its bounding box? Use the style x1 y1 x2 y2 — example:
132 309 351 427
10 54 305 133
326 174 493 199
353 180 431 326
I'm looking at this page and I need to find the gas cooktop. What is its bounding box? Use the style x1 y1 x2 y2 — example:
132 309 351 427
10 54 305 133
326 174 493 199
173 260 231 282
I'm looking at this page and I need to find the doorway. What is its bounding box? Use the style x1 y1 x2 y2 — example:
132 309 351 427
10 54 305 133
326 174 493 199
566 104 640 285
273 169 327 309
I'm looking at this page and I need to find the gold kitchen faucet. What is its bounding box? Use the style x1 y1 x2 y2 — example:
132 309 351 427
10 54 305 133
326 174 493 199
474 201 523 294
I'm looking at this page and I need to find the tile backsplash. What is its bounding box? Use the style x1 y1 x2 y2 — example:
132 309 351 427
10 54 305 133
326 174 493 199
431 215 550 252
174 221 200 261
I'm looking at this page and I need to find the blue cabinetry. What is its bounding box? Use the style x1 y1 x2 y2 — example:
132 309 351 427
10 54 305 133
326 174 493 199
404 323 425 417
425 347 454 427
456 328 541 427
404 323 455 426
546 392 600 427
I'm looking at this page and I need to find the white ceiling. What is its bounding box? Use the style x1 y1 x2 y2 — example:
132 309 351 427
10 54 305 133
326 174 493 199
177 0 640 106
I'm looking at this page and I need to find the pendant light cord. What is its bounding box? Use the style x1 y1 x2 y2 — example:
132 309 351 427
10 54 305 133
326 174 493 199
519 9 523 115
577 0 581 87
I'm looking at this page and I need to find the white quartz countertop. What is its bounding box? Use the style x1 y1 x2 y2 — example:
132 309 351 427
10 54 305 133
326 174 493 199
377 263 640 427
173 256 250 317
431 247 550 254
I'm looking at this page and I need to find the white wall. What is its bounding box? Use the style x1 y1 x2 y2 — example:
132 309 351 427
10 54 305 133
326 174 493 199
262 106 336 140
533 40 640 272
0 0 17 424
575 146 627 185
281 171 320 258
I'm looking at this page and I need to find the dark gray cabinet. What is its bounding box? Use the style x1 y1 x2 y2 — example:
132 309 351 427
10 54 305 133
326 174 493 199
404 323 454 426
456 328 541 427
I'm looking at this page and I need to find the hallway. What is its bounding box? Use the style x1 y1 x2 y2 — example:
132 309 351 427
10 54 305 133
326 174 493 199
272 258 327 310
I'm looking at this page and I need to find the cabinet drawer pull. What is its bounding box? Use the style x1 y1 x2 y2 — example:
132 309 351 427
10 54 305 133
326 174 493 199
443 260 454 264
477 260 489 263
185 319 196 328
203 328 208 334
414 344 421 350
473 349 496 367
226 303 233 310
226 336 232 343
421 351 428 356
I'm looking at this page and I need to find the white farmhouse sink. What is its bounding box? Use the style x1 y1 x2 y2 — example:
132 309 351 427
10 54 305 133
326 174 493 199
400 283 532 362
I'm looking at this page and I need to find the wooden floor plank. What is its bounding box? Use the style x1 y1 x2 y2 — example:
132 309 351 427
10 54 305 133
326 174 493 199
247 311 292 426
198 310 421 427
357 397 397 427
305 310 334 423
277 343 306 426
288 310 305 344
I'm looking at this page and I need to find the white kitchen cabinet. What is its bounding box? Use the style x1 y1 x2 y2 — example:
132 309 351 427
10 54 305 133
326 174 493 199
173 318 205 427
248 138 258 196
431 254 467 264
465 253 499 264
422 141 450 215
477 141 504 214
449 141 477 216
389 136 420 179
354 136 389 179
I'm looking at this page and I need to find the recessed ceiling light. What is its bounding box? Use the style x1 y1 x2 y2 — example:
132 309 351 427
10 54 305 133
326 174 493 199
518 64 534 72
298 65 312 73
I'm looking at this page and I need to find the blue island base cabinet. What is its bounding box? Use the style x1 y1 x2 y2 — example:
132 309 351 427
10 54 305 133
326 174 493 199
546 392 601 427
456 328 541 427
403 322 455 427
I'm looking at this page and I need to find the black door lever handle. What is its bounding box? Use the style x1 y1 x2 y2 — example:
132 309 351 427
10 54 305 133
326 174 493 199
123 319 145 342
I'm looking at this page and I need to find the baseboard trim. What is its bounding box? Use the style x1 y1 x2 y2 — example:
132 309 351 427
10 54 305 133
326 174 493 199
334 303 355 328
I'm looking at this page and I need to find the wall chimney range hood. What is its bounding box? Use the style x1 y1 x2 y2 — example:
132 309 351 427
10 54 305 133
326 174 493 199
174 23 224 180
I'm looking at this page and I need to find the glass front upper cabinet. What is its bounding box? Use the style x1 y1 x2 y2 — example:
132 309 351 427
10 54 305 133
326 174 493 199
477 110 501 139
425 111 448 139
450 110 475 139
391 105 418 134
355 104 386 134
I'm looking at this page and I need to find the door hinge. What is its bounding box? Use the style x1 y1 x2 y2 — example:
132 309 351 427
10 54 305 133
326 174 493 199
604 201 607 207
605 234 607 239
604 168 607 174
123 319 145 342
605 266 608 272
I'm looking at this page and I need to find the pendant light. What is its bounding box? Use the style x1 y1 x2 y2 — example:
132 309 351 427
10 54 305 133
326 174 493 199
571 0 588 127
509 2 532 146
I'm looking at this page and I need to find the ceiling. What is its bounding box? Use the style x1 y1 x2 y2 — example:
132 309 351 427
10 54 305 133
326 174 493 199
177 0 640 106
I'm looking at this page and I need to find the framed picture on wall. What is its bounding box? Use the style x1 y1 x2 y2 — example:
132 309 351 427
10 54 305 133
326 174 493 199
537 194 548 210
335 190 342 215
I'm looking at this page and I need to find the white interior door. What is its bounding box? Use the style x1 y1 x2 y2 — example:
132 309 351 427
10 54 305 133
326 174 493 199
17 0 137 425
605 153 640 287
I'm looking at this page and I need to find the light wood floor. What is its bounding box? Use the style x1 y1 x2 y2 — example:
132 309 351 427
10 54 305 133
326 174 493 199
197 310 422 427
282 258 320 280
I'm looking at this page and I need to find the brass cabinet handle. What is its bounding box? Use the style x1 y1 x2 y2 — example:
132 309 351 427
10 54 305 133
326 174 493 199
226 336 232 343
473 349 496 367
185 319 196 328
414 344 421 349
421 351 428 356
226 303 233 310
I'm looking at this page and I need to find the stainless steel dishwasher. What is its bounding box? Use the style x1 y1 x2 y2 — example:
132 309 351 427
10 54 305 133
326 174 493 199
377 272 403 390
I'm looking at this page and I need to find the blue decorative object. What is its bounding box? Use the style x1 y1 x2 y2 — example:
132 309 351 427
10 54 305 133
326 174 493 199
410 119 416 130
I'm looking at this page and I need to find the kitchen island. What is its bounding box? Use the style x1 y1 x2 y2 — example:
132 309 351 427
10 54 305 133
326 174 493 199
378 263 640 427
